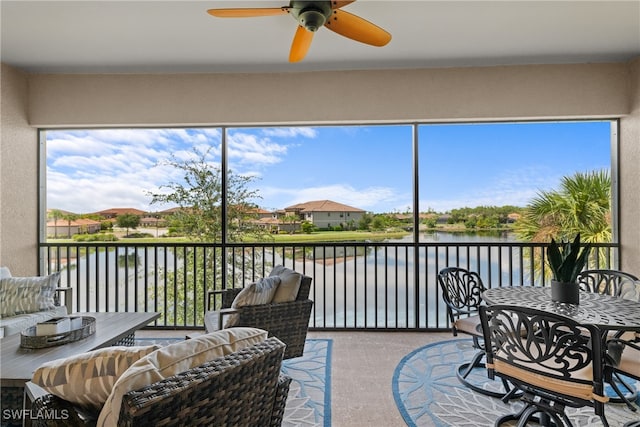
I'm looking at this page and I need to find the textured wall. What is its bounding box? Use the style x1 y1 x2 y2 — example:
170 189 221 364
0 64 39 274
28 63 629 127
1 60 638 276
620 58 640 276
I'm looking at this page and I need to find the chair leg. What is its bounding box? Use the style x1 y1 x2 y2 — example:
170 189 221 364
456 350 521 400
608 372 639 411
496 392 574 427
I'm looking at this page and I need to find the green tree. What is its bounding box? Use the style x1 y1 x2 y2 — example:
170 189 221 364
514 170 611 244
358 212 373 230
147 148 270 326
61 212 78 238
149 148 267 243
48 209 64 238
116 213 140 237
514 169 611 280
281 213 300 233
301 220 316 233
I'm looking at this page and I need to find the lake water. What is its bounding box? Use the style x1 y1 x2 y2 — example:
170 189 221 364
55 231 521 328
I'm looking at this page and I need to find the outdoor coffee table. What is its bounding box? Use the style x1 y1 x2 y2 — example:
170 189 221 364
0 311 159 424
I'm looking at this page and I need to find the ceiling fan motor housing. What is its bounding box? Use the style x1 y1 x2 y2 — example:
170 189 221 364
290 1 333 32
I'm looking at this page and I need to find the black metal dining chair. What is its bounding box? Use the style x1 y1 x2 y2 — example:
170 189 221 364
437 267 515 399
480 304 610 427
578 269 640 410
576 269 638 297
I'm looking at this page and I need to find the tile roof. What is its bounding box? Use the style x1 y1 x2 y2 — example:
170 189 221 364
284 200 365 213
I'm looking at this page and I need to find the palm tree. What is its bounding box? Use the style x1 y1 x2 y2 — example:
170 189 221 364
515 169 611 244
48 209 63 238
514 169 611 275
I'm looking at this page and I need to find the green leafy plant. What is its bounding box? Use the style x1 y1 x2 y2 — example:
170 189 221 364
546 233 592 283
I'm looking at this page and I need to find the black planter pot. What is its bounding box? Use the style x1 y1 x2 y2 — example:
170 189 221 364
551 280 580 305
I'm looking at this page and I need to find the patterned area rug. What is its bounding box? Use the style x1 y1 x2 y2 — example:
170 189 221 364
282 339 332 427
392 339 640 427
135 337 332 427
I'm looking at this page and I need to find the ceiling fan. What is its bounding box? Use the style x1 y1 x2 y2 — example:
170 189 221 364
206 1 391 62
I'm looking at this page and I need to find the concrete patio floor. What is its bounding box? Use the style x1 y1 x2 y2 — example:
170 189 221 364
138 329 451 426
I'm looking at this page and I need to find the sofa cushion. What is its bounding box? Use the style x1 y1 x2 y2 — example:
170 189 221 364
269 265 303 303
97 327 268 427
0 306 68 336
0 272 60 317
32 345 160 411
224 276 281 327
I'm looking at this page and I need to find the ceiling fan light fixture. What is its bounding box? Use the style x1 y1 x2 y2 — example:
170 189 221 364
299 9 327 32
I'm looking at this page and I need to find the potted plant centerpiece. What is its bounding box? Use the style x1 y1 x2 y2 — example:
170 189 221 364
546 233 591 304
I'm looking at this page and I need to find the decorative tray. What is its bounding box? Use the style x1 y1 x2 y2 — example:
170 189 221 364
21 316 96 349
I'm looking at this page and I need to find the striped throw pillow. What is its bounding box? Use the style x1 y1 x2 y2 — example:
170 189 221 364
32 345 160 411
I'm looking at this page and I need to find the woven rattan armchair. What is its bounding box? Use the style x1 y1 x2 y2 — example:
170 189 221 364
27 337 291 427
205 275 313 359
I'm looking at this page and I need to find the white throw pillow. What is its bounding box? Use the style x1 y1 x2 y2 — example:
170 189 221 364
0 272 60 315
96 327 268 427
269 265 303 303
224 276 281 328
32 345 160 411
0 267 11 280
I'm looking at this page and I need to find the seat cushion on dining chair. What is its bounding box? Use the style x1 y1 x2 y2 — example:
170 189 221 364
454 315 483 337
493 356 606 403
619 280 640 302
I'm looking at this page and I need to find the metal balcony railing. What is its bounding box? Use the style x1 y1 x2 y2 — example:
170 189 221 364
39 241 619 330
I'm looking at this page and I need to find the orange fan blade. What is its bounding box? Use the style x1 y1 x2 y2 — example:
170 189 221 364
289 25 314 63
324 9 391 46
331 1 356 9
207 7 289 18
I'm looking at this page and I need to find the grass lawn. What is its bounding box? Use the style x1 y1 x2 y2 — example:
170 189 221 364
47 229 411 244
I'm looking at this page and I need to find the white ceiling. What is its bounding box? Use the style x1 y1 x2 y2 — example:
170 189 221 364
2 1 639 74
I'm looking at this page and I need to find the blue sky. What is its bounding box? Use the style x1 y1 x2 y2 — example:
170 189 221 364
46 120 611 214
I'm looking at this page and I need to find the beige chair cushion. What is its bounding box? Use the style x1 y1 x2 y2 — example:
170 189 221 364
32 345 160 411
97 327 268 427
454 315 483 337
224 276 281 328
493 354 607 403
270 265 302 303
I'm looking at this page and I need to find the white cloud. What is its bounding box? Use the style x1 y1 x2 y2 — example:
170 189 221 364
260 184 408 212
260 127 318 138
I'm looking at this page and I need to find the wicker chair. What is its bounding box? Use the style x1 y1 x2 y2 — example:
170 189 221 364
205 275 313 359
27 337 291 427
480 304 610 427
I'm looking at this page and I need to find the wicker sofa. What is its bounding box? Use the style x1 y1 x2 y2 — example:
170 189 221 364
0 267 72 337
27 336 291 427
